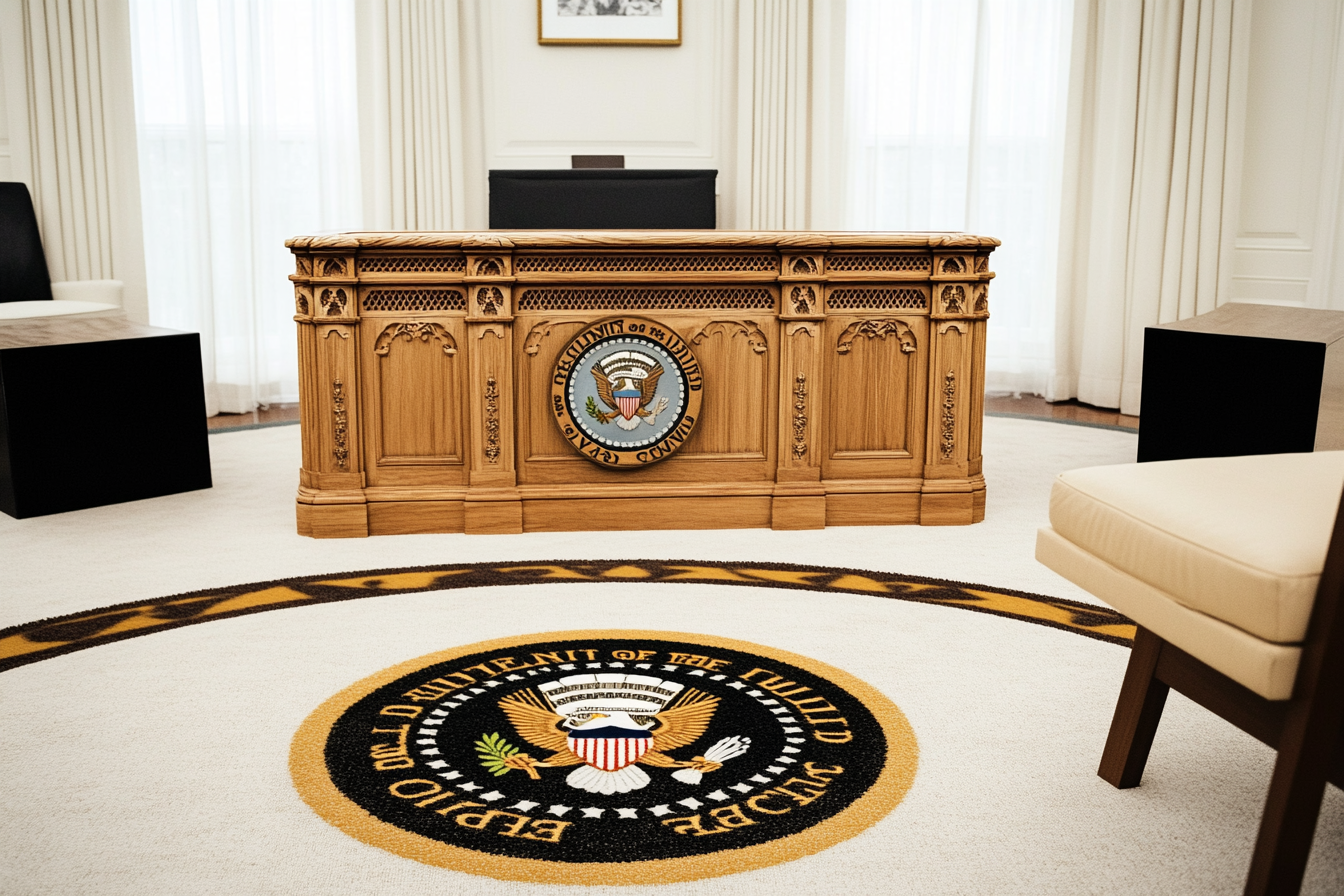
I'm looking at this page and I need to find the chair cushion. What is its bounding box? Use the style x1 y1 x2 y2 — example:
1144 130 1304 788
1047 451 1344 644
49 279 123 305
0 300 123 322
1036 526 1302 699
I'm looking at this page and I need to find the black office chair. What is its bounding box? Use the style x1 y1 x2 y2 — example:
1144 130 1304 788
0 181 123 314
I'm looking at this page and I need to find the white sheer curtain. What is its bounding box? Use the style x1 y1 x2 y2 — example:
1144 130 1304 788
1051 0 1250 415
128 0 362 415
843 0 1073 395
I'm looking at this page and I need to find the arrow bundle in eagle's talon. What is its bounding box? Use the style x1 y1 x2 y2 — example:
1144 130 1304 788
671 735 751 785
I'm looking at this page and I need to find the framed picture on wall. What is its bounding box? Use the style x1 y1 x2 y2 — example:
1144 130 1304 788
538 0 681 46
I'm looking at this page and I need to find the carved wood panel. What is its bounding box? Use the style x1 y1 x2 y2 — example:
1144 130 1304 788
928 321 971 473
824 316 927 477
679 320 773 458
362 318 465 478
513 313 777 483
518 318 588 463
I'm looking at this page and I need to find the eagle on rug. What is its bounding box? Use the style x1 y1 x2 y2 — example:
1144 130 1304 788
490 686 749 794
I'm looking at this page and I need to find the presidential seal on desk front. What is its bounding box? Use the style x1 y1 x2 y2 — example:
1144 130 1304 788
551 317 703 468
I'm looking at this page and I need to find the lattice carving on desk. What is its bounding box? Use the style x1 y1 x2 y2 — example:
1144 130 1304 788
827 254 931 272
362 289 466 312
513 253 779 274
516 287 775 311
828 288 927 311
357 255 466 274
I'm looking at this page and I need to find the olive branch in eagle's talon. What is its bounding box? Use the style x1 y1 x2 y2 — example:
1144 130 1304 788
474 732 550 779
584 395 614 424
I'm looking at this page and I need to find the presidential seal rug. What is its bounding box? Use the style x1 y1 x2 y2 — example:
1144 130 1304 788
292 631 917 884
4 572 1344 894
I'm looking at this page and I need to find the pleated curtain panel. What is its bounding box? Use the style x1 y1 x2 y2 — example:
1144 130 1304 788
1051 0 1252 416
355 0 485 233
5 0 149 319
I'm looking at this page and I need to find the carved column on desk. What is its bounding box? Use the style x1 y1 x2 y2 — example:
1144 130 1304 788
772 246 828 529
922 244 992 525
463 237 522 534
294 247 368 537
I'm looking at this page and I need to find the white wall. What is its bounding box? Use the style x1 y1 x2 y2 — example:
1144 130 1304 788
1232 0 1344 307
473 0 738 227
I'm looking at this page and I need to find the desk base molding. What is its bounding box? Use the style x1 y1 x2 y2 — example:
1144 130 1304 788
295 477 985 538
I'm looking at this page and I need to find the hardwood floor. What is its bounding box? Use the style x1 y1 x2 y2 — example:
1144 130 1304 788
204 397 1137 433
206 403 301 432
985 393 1139 431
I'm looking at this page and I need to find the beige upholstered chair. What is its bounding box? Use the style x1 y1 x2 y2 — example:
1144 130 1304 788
1036 452 1344 896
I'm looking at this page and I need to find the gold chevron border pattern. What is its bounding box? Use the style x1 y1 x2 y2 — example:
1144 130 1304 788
0 560 1135 673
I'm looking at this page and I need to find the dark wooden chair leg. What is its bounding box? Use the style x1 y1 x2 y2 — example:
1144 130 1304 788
1243 736 1329 894
1243 666 1344 894
1099 626 1170 788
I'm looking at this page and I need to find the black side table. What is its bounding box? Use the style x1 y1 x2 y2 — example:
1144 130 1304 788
0 316 212 518
1139 303 1344 463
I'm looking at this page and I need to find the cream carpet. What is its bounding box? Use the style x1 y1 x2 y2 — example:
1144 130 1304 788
1 417 1341 894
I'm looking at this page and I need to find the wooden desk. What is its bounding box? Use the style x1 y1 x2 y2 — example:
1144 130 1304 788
286 231 997 537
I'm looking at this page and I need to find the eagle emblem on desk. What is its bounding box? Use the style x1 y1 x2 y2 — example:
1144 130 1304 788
483 673 750 795
585 350 671 431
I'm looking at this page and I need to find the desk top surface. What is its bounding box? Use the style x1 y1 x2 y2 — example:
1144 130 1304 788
0 316 185 351
285 230 1002 251
1160 302 1344 345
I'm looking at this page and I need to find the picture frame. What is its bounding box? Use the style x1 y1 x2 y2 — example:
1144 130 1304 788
538 0 681 46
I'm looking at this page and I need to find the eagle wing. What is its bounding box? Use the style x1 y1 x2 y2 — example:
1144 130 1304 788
591 367 618 412
498 691 583 766
637 364 665 411
645 688 719 758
